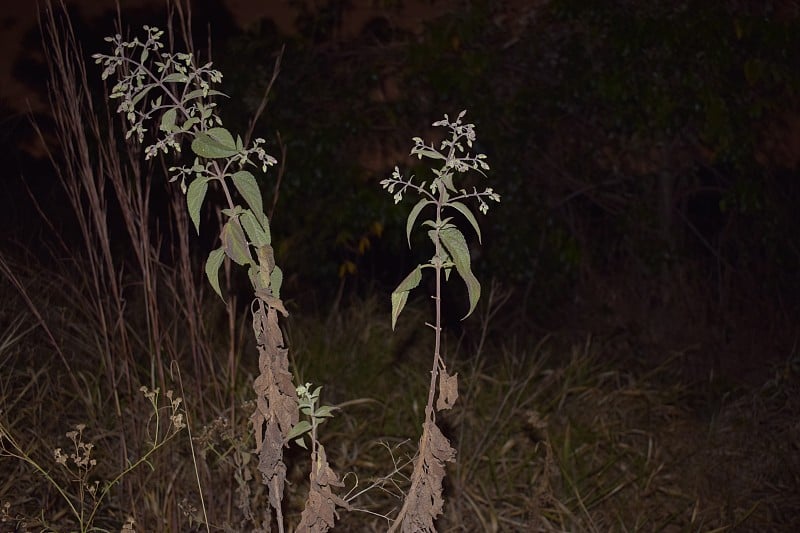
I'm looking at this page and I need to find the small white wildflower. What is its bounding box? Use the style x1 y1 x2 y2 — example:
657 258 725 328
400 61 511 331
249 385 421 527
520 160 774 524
54 447 68 466
171 413 186 430
140 386 158 402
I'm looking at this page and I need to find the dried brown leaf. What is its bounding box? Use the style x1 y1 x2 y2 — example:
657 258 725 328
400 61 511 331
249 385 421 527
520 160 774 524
249 298 300 521
395 420 456 532
297 445 351 532
436 370 459 411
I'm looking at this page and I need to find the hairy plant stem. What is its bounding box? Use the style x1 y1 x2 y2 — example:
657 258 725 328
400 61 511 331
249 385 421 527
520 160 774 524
388 194 447 533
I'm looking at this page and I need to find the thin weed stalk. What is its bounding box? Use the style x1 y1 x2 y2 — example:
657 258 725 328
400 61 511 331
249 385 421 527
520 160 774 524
91 8 347 530
381 110 500 531
1 1 228 527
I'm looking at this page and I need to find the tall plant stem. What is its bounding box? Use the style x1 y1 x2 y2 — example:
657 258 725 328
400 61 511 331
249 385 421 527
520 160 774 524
389 215 446 532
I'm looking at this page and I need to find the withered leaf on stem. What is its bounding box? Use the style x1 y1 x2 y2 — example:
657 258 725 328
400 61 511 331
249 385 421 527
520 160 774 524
250 299 300 521
436 370 459 411
397 420 456 532
297 445 351 532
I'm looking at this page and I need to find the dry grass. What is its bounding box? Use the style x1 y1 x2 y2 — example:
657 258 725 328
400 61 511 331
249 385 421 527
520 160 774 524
3 269 796 531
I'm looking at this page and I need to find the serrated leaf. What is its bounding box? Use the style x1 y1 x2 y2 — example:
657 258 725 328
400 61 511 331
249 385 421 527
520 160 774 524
160 107 177 133
440 226 481 319
406 198 432 247
163 72 188 83
204 247 226 300
391 266 422 330
191 127 238 159
186 177 209 233
220 217 252 265
240 209 269 247
231 171 264 219
448 201 482 243
286 420 312 441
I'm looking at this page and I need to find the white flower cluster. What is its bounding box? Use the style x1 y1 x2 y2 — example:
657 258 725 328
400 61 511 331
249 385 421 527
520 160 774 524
381 110 500 213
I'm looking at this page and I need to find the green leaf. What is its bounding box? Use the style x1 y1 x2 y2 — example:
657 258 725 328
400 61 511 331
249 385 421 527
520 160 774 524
206 127 236 148
440 173 456 193
412 147 446 160
448 201 482 243
220 217 252 266
221 206 244 218
204 247 226 300
183 117 199 131
163 73 188 83
186 177 209 233
247 264 259 290
391 266 422 330
422 217 452 229
286 420 312 441
131 85 153 106
270 265 283 298
240 209 270 247
182 89 227 102
314 405 336 418
191 127 238 159
439 226 481 319
160 108 177 133
406 199 432 247
231 171 264 221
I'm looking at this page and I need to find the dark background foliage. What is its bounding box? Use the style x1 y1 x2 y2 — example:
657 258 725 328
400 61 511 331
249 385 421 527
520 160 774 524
3 0 798 380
